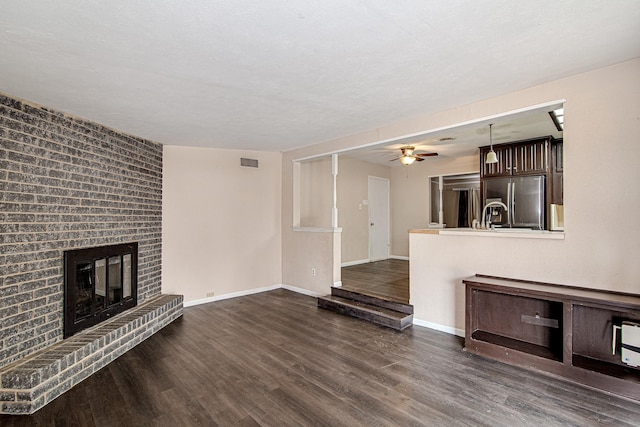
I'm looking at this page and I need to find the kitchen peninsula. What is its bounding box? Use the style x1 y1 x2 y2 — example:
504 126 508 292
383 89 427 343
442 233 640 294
408 226 571 339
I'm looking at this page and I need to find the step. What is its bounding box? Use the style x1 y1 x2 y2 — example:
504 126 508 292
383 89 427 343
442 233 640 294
317 295 413 331
331 287 414 315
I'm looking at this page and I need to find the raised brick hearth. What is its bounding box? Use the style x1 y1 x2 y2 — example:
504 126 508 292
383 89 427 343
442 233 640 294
0 294 183 415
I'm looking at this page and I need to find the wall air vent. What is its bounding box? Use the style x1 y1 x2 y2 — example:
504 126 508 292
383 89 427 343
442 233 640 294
240 158 259 168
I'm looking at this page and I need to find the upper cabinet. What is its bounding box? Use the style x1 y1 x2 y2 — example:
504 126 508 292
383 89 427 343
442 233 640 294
512 139 549 175
479 145 512 177
551 139 563 173
550 139 564 205
480 136 552 178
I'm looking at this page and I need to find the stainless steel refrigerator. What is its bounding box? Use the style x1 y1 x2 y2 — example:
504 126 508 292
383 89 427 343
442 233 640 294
482 176 545 229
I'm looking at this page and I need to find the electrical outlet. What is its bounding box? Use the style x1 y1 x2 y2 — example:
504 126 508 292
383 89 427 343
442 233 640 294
206 291 215 298
311 268 316 276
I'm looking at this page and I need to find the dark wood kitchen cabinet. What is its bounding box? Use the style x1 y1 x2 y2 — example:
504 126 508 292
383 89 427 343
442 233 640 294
464 275 640 401
550 140 564 205
479 145 512 177
512 139 548 175
480 136 552 178
551 139 563 172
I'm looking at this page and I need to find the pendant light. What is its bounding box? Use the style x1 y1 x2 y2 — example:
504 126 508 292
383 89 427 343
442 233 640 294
486 123 498 164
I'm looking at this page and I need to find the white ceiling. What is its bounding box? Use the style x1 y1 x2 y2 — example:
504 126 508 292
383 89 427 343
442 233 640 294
1 1 639 153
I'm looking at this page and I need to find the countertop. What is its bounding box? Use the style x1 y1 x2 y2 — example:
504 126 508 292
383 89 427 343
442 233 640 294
409 227 564 240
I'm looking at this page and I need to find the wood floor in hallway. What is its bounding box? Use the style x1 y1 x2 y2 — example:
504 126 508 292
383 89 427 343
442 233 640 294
2 289 639 426
341 259 409 303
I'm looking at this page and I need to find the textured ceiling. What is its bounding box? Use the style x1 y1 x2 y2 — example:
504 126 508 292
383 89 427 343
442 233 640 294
1 1 639 152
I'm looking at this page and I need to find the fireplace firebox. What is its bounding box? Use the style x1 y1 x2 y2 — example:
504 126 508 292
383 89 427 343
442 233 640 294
64 242 138 338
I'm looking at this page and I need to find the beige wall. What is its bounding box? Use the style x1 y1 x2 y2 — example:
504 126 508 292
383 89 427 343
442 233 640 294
282 228 341 294
282 59 640 324
338 156 391 264
163 146 282 303
300 157 333 227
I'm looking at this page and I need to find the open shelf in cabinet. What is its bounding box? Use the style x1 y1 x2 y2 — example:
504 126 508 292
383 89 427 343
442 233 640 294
572 354 640 383
469 287 564 362
471 330 563 362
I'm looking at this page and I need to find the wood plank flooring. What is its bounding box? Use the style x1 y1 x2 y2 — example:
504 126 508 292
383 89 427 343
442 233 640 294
3 289 639 426
341 259 409 303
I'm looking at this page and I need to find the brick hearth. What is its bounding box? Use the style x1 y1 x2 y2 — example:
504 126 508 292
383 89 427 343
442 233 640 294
0 294 183 415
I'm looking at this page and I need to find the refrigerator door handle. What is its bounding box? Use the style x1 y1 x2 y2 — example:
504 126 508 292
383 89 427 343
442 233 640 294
511 182 516 225
506 182 512 226
538 177 544 230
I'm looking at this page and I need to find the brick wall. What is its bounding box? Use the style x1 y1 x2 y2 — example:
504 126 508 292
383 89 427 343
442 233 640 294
0 93 163 369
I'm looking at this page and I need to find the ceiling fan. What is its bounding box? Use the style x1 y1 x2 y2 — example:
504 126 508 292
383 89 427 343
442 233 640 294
390 146 438 165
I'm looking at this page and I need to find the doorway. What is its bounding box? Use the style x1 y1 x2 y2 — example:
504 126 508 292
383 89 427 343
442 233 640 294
368 176 390 262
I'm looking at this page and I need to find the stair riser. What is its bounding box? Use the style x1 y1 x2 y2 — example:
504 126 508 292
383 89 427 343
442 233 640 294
318 299 413 331
332 288 414 314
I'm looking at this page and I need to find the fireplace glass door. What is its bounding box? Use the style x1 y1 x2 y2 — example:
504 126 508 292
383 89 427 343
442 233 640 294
65 243 138 337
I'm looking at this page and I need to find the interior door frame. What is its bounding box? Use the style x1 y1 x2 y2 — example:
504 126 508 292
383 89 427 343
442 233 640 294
368 176 390 262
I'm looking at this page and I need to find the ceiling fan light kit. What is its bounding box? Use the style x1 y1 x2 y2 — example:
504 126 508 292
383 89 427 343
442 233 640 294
400 155 416 166
392 146 438 166
486 123 498 164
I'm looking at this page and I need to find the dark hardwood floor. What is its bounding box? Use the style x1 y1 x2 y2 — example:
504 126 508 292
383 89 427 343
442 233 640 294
3 289 639 426
341 259 409 303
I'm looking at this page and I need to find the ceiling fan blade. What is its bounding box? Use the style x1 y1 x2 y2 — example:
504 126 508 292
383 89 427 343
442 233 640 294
415 152 438 157
415 157 425 162
389 157 400 162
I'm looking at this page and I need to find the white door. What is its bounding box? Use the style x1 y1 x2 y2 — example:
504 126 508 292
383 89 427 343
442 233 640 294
368 176 390 261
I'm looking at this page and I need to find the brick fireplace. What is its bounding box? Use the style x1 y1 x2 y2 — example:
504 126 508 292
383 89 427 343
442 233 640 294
63 242 139 338
0 93 183 414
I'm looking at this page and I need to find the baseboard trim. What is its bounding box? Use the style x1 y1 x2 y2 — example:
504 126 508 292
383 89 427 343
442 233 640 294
413 318 464 337
390 255 409 261
184 284 324 307
281 284 324 298
341 259 369 267
183 284 281 307
184 288 464 337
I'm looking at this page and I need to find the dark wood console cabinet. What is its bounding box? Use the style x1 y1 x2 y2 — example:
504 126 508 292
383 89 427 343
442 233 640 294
464 275 640 401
